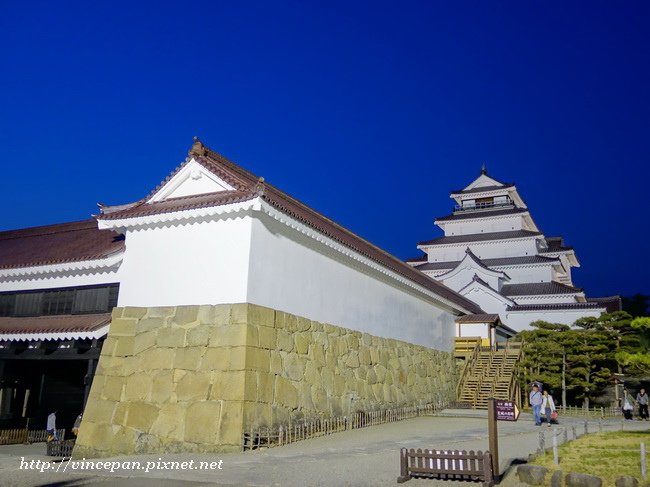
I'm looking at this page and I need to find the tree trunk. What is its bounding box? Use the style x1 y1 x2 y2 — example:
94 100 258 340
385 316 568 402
584 371 590 409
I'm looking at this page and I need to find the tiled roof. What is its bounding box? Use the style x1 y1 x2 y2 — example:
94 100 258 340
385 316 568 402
0 313 111 335
450 184 514 195
544 237 573 252
435 207 527 222
99 139 483 314
414 255 560 272
455 313 500 323
404 254 427 263
501 281 582 296
0 220 124 269
97 191 256 220
587 296 622 313
418 230 541 246
507 303 603 311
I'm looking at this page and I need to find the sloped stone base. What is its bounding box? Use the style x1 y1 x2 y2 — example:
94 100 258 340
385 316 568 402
75 304 457 457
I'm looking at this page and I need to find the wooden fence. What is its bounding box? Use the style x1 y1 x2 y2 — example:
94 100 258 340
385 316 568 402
242 403 443 451
397 448 494 486
560 405 622 418
0 428 66 445
46 439 75 457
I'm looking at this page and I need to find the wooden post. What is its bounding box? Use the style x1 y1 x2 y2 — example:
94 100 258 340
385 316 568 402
487 398 499 479
641 442 647 480
397 448 410 483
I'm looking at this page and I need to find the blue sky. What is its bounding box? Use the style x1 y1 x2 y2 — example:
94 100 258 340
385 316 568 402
1 1 648 298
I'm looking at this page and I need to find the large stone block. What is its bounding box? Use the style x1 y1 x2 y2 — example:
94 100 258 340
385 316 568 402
133 330 157 355
277 330 294 352
176 371 210 401
247 304 276 327
174 347 204 370
135 317 165 333
110 426 140 454
125 402 160 433
211 371 246 401
84 399 117 424
113 336 135 357
173 306 200 326
124 372 153 402
151 370 174 403
139 347 175 370
257 372 275 403
283 353 305 381
122 307 147 319
199 347 230 371
150 403 186 442
218 400 244 446
295 333 311 355
210 324 247 347
102 376 125 402
187 325 212 346
258 326 277 349
184 401 223 444
157 327 186 348
275 376 299 409
109 318 137 336
246 347 270 372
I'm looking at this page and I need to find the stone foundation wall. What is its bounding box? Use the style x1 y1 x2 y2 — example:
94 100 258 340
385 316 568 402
75 304 458 457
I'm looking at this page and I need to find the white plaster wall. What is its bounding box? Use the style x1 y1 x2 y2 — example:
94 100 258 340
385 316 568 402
246 214 458 351
0 268 121 292
440 267 500 292
495 265 553 283
456 323 488 339
442 215 524 236
459 287 511 314
426 238 540 262
512 295 578 304
116 217 252 307
503 309 603 332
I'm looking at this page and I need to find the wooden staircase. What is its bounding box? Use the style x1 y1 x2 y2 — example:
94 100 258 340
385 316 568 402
455 338 522 409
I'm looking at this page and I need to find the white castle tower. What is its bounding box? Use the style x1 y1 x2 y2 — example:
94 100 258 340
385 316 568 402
407 167 619 333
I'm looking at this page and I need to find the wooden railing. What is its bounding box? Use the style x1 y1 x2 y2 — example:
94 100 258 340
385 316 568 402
242 403 444 451
397 448 494 485
0 428 66 445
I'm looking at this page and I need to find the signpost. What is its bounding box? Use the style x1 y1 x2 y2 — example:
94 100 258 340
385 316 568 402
488 398 520 481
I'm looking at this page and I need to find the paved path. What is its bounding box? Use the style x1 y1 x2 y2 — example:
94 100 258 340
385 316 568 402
1 411 648 486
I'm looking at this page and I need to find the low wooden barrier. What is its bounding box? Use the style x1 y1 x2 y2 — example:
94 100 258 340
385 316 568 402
0 428 28 445
46 439 75 457
397 448 494 486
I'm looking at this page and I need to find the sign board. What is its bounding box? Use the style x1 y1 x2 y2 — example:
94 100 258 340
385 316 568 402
495 400 520 422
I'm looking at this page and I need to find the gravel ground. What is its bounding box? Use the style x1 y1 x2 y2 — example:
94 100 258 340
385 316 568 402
1 410 647 487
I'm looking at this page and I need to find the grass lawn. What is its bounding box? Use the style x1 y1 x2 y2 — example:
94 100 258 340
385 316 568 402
529 430 649 486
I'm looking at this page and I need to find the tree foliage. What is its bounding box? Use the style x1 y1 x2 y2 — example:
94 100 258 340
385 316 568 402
517 312 649 407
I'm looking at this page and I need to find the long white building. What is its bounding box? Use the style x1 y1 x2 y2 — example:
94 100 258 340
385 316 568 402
407 168 619 333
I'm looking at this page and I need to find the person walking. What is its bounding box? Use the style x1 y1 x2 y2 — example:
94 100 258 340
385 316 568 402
72 413 83 436
46 411 58 441
622 388 634 420
637 388 649 420
529 384 543 426
541 390 556 427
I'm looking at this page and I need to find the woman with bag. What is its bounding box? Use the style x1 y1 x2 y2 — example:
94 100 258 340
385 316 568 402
541 390 556 427
623 388 634 420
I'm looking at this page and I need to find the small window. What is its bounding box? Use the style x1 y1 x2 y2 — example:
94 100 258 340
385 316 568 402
73 286 110 314
14 292 43 317
0 294 15 317
42 289 74 315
